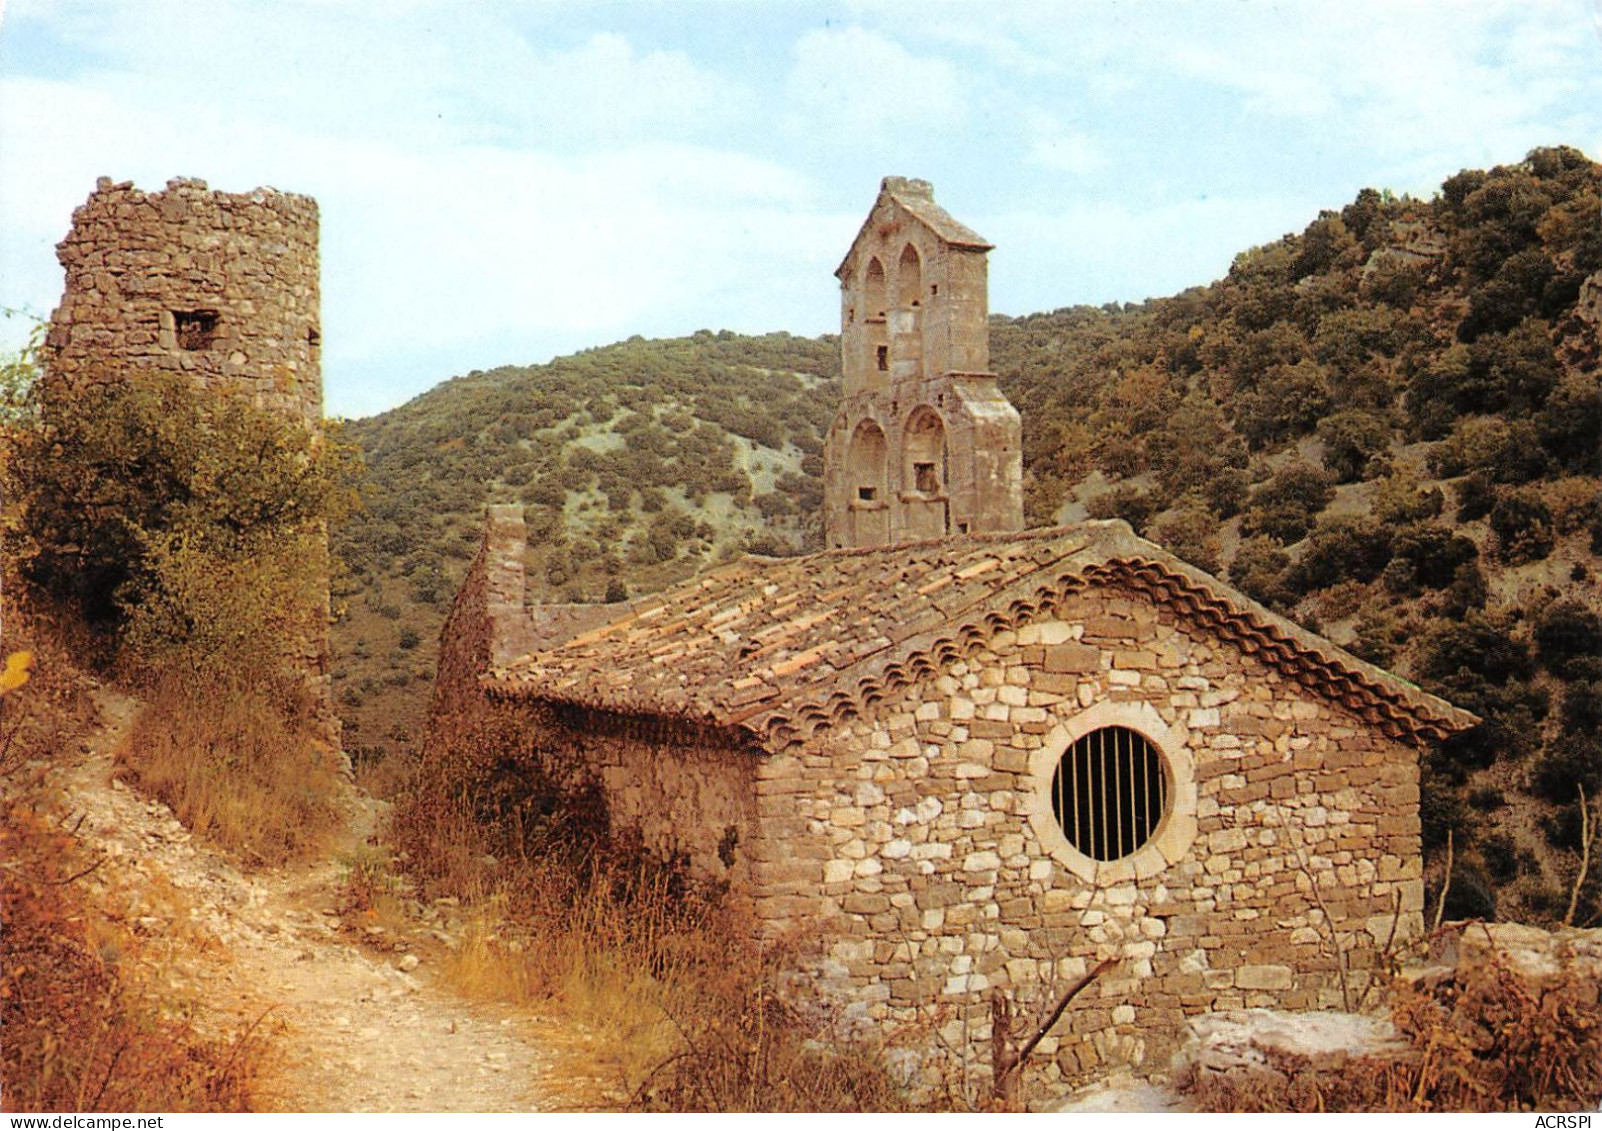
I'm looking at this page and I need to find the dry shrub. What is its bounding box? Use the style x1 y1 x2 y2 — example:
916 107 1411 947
0 805 266 1111
629 955 913 1112
1184 943 1602 1112
1545 475 1601 536
116 675 346 867
0 602 99 780
435 863 914 1112
435 858 700 1090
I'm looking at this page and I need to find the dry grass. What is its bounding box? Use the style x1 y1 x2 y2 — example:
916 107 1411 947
429 851 735 1095
0 609 270 1111
398 797 915 1109
1183 939 1602 1113
395 706 923 1110
431 874 915 1111
115 675 346 867
0 803 270 1111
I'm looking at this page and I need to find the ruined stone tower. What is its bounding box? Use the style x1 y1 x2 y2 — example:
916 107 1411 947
44 176 323 420
823 177 1023 549
42 176 336 743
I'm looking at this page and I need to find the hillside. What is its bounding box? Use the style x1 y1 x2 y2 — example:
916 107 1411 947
332 332 840 781
332 146 1600 924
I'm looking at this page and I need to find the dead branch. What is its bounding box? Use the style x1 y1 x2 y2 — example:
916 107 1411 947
1358 888 1405 1011
44 855 106 886
1260 808 1354 1012
991 955 1116 1107
1432 828 1453 933
1564 784 1595 928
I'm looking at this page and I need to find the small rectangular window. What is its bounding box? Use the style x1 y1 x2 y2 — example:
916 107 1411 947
174 310 219 351
858 486 877 502
875 345 889 371
914 461 939 493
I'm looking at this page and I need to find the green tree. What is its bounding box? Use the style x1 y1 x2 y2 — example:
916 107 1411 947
1317 409 1390 483
1242 463 1334 544
1488 488 1556 564
0 308 44 424
7 370 358 676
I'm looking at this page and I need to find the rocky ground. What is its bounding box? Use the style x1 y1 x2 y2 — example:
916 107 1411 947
44 688 601 1113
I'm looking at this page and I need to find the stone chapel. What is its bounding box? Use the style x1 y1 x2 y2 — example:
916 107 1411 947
428 179 1477 1092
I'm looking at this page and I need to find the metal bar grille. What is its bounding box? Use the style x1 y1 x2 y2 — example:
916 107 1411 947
1051 726 1167 862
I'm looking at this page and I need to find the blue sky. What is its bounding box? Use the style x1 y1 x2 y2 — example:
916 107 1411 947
2 1 1598 418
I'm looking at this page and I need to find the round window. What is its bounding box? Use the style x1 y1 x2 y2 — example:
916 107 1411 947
1050 725 1169 862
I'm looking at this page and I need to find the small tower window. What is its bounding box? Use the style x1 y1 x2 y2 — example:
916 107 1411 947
307 326 322 349
173 310 219 351
876 345 889 371
858 486 877 502
913 461 939 493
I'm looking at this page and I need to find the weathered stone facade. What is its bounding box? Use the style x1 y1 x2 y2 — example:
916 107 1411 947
432 516 1475 1095
42 176 335 740
824 178 1023 549
753 587 1430 1082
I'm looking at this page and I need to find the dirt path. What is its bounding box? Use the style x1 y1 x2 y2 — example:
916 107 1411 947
50 688 596 1112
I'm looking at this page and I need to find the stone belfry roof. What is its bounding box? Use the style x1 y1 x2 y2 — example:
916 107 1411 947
485 521 1478 752
834 177 992 279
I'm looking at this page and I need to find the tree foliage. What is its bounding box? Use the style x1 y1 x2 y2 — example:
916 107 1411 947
6 371 358 678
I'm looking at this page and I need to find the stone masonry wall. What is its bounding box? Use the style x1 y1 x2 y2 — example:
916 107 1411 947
426 687 762 906
549 708 761 902
751 586 1425 1093
428 510 759 900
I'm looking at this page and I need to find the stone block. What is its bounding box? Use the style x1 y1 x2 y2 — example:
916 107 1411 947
1044 643 1100 673
1235 964 1294 990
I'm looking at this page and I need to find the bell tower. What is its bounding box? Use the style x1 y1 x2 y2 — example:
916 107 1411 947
823 178 1023 549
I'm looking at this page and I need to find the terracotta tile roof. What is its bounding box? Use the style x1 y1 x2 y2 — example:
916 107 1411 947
485 522 1479 751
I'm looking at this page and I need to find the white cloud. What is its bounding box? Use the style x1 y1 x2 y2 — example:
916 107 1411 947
1021 112 1107 177
503 32 749 145
785 26 966 141
979 192 1318 312
2 0 1598 417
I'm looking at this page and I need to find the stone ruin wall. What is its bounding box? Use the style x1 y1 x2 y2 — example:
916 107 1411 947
750 587 1425 1093
41 176 335 744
